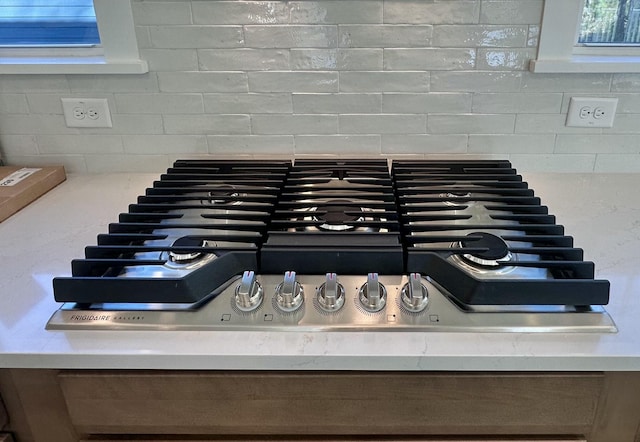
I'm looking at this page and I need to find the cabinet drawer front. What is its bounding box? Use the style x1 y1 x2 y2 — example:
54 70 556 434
59 371 603 436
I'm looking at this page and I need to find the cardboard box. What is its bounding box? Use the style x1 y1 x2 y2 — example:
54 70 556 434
0 166 66 223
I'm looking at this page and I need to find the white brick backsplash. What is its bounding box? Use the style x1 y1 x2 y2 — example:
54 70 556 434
610 114 640 133
293 93 382 113
382 93 472 113
123 135 208 154
340 72 429 92
479 0 544 25
290 49 382 71
0 135 38 155
509 154 596 172
199 49 290 71
252 114 338 134
595 154 640 172
0 0 638 173
433 25 528 47
556 135 640 154
164 114 251 135
295 135 381 154
133 2 192 25
290 1 383 24
472 93 561 114
384 48 475 70
339 114 426 134
339 25 431 48
521 73 612 92
68 74 159 93
381 134 468 153
431 72 521 92
140 49 199 71
115 93 204 114
384 1 480 25
158 72 248 93
3 154 87 173
37 135 124 154
85 154 170 173
428 114 515 134
149 26 244 48
612 74 640 92
468 134 555 153
477 49 536 71
515 114 602 134
0 115 71 135
244 26 338 48
208 135 295 154
527 25 539 47
0 75 69 93
249 72 339 92
205 93 293 114
613 95 640 113
191 1 290 25
103 115 165 135
0 94 28 114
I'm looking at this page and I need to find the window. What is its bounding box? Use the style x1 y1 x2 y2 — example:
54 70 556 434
579 0 640 44
0 0 147 74
0 0 99 47
531 0 640 73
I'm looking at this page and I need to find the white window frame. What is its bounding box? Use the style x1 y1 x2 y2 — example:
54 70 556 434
530 0 640 73
0 0 147 75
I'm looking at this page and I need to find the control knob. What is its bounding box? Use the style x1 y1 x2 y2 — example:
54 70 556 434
358 273 387 312
275 271 304 312
234 270 263 312
401 272 429 313
316 273 345 312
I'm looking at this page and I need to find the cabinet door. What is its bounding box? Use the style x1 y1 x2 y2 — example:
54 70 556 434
0 394 7 430
59 371 602 436
81 439 586 442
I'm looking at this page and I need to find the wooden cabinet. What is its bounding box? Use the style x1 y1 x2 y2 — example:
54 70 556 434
0 392 7 430
1 369 639 442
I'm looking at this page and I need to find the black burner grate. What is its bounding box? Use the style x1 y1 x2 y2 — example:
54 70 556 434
261 159 403 274
53 160 291 304
392 160 609 306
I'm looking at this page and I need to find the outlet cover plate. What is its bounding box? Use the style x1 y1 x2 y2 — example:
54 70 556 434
566 97 618 128
61 98 113 128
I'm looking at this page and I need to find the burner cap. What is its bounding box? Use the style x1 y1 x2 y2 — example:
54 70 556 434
205 185 242 206
168 237 206 263
314 200 364 231
458 232 512 267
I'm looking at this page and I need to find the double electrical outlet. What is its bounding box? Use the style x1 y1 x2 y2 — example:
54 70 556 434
566 97 618 128
61 98 113 128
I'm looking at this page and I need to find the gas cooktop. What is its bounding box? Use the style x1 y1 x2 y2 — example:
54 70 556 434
47 159 616 332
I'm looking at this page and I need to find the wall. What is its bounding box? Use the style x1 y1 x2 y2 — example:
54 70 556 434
1 0 640 173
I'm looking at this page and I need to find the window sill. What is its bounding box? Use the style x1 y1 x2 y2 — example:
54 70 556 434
0 56 148 74
530 55 640 73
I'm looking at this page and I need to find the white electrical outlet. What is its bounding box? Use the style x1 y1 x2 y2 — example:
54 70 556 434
61 98 113 128
566 97 618 128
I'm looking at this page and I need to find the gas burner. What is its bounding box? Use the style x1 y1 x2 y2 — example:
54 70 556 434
203 185 245 206
314 200 365 231
440 191 472 207
456 232 513 268
294 201 384 232
167 237 207 263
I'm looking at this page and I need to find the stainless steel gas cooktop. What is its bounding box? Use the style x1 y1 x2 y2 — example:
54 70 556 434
47 159 616 332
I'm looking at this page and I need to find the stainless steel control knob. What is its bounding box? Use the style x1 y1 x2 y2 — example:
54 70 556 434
359 272 387 312
401 272 429 313
317 272 345 312
235 270 263 312
275 271 304 312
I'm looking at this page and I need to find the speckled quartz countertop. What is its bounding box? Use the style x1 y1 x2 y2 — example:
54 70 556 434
1 171 639 371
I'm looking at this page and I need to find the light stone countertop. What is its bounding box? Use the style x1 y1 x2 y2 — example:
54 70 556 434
1 171 639 371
